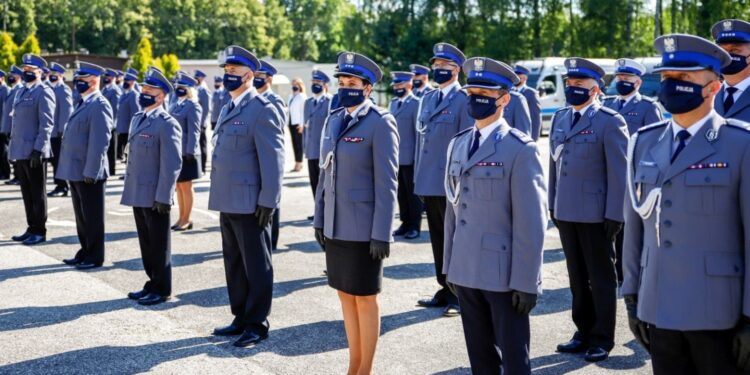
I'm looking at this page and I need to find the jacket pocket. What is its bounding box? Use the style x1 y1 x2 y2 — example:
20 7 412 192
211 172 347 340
479 233 511 286
473 167 505 200
704 252 742 325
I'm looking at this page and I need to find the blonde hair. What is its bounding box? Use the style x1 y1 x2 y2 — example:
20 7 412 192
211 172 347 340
292 78 305 94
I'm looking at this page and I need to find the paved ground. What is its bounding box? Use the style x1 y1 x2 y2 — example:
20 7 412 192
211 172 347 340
0 134 651 374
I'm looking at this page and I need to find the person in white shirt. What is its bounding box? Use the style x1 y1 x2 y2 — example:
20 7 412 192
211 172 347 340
287 77 307 172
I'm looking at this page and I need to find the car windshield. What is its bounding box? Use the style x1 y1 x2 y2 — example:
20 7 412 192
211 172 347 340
605 73 661 98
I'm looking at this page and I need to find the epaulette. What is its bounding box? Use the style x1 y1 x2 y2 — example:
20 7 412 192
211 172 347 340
554 107 569 114
636 120 669 134
641 96 656 103
255 94 270 105
725 118 750 131
330 106 346 116
599 106 619 116
452 127 473 139
508 127 533 144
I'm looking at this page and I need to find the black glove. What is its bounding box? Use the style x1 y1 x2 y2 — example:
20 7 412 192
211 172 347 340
255 205 274 227
184 153 196 161
511 290 538 315
369 239 390 260
314 227 326 251
29 150 42 168
83 177 96 184
152 201 171 215
734 318 750 370
624 294 650 352
604 219 624 241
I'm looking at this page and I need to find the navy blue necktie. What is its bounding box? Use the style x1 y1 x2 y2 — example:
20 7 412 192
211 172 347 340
671 130 691 164
467 130 481 159
228 101 235 113
436 91 444 106
338 114 353 138
571 112 581 129
724 87 739 113
618 99 625 110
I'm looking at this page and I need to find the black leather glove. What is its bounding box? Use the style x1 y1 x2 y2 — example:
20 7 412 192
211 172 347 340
314 227 326 251
255 205 274 227
370 239 390 260
184 153 196 161
152 201 171 215
29 150 42 168
83 177 96 184
734 318 750 370
624 294 650 352
511 290 538 315
604 219 624 241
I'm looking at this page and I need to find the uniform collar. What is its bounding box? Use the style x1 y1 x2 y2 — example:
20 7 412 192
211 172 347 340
724 74 750 94
232 86 256 107
671 110 715 140
617 92 637 106
144 105 161 118
347 98 370 119
474 117 506 144
439 80 460 96
573 101 596 116
81 89 99 102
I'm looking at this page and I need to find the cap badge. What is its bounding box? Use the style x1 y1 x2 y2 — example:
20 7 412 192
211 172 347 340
474 59 484 71
664 37 676 53
723 20 733 31
569 59 577 68
345 53 355 64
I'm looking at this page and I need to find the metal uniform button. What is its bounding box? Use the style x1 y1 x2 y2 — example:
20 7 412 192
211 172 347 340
464 172 470 177
460 219 466 225
664 240 672 248
461 203 467 209
663 200 672 208
562 172 567 177
705 176 711 183
663 220 672 228
462 187 469 192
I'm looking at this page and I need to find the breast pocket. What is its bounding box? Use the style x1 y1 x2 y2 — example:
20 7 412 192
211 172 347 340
435 113 457 136
473 167 505 200
224 125 249 150
573 133 597 157
684 168 731 215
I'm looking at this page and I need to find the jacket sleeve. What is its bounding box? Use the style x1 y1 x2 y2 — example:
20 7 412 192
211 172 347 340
604 114 629 222
509 143 547 295
57 88 73 136
458 95 473 132
741 143 750 317
547 113 558 215
254 105 285 209
83 100 113 179
643 102 663 128
621 134 645 296
442 139 457 275
186 102 202 156
199 89 211 128
370 113 400 242
509 94 532 136
155 117 182 205
109 89 121 119
527 91 542 140
35 87 56 155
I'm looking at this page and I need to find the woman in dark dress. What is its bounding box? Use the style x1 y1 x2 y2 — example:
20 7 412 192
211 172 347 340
169 73 203 231
313 52 399 375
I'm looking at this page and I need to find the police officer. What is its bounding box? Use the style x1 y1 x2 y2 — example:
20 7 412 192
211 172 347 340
444 57 546 375
115 68 141 170
47 62 73 198
1 65 22 185
115 70 124 88
712 19 750 123
501 67 533 136
194 70 211 173
513 64 543 140
57 62 113 270
9 54 56 245
303 69 331 205
121 66 182 306
623 33 750 375
209 45 284 348
0 70 9 180
313 51 398 375
389 71 422 240
255 59 287 250
549 57 628 362
102 69 121 176
410 64 434 98
414 42 472 317
602 58 663 286
211 76 227 130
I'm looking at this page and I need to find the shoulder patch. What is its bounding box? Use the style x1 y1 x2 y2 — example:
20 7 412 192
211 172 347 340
452 127 473 139
554 107 569 114
636 120 669 134
598 106 619 116
508 128 533 143
330 106 346 115
255 94 270 105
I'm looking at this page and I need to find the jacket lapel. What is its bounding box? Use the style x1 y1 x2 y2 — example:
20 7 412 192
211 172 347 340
69 91 99 120
219 90 255 126
620 93 641 115
565 104 596 140
663 113 721 181
428 86 458 120
727 88 750 118
338 101 372 140
647 125 672 176
463 124 504 170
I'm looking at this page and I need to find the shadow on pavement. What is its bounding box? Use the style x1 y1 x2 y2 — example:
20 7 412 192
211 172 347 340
384 262 435 280
531 339 649 374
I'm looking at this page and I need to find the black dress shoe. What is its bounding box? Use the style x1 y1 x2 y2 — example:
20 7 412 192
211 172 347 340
47 187 69 197
404 229 420 239
443 304 461 317
392 226 408 236
63 257 83 265
584 347 610 362
556 338 588 353
233 330 268 347
22 234 46 245
417 296 448 308
172 222 193 232
138 293 170 306
213 323 244 336
4 177 18 185
128 289 150 300
11 231 31 242
75 261 102 270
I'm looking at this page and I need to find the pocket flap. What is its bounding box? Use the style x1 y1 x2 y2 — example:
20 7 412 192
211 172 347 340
475 166 504 179
435 113 456 123
705 252 743 277
481 233 508 252
574 134 597 143
226 125 249 136
685 169 731 186
231 172 258 185
634 166 659 185
448 163 462 177
349 188 374 202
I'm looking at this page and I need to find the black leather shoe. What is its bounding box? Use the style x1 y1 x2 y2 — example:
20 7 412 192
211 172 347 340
584 347 610 362
128 289 149 300
47 187 69 197
392 226 408 236
404 229 420 239
443 304 461 317
307 215 314 220
75 261 102 270
417 296 448 308
213 323 244 336
63 257 82 265
138 293 170 306
556 338 588 353
11 231 31 242
233 330 268 347
172 222 193 232
4 177 18 185
22 234 46 245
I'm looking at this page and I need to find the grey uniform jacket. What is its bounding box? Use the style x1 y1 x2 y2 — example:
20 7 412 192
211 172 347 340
622 112 750 331
263 90 288 128
304 94 332 160
504 91 532 136
170 99 202 157
208 90 284 214
414 85 473 196
116 89 140 134
56 91 113 181
1 84 20 134
389 94 420 166
120 107 182 208
414 86 435 98
9 82 56 160
548 103 629 223
602 93 663 135
313 101 399 243
518 85 542 140
102 84 122 121
0 85 7 132
211 89 227 123
444 124 547 294
715 85 750 123
51 83 73 138
197 86 211 130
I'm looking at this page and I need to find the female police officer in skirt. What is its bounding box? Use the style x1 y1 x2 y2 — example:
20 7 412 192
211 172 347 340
313 52 398 375
170 73 203 231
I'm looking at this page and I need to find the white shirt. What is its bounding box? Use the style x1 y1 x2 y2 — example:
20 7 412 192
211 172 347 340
617 92 637 106
232 86 255 108
573 101 595 120
671 110 714 153
288 92 307 125
81 89 98 103
439 80 460 97
723 74 750 102
346 99 370 119
473 118 507 147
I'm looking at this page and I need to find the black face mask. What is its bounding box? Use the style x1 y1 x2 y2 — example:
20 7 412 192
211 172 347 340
722 53 750 75
658 78 711 114
413 79 424 89
214 85 221 90
467 94 501 119
7 76 17 84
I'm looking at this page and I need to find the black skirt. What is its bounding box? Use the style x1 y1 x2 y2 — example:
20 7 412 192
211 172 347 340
177 156 202 182
325 238 383 296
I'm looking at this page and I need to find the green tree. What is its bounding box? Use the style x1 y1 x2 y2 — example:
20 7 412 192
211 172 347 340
159 53 181 79
131 36 154 80
0 32 17 72
15 34 40 63
265 0 294 59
